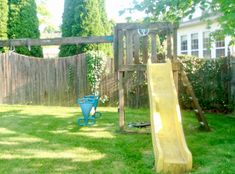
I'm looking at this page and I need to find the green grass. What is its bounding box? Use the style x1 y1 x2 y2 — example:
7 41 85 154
0 105 234 174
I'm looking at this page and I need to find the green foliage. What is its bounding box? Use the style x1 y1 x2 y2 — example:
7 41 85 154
36 0 51 25
130 0 235 39
67 64 75 91
0 0 8 52
8 0 43 57
86 51 107 95
179 55 234 112
59 0 112 57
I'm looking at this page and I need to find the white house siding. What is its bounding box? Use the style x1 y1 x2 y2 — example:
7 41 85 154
177 20 233 58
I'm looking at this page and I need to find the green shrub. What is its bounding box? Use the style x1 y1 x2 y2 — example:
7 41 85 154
179 55 234 113
86 51 107 95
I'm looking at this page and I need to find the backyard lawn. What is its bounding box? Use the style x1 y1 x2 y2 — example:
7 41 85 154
0 105 234 174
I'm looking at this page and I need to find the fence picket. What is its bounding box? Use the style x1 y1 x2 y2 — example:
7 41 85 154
0 52 117 106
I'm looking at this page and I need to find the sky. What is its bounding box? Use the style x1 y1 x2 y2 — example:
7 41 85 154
43 0 144 29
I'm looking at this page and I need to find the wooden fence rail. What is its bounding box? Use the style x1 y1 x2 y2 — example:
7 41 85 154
0 52 117 106
0 35 113 47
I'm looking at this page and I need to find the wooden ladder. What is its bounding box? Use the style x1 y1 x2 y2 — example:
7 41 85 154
180 66 211 131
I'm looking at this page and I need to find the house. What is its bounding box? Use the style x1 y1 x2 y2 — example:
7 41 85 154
177 15 234 58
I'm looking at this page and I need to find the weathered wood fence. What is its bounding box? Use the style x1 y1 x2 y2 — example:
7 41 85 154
0 52 117 106
231 57 235 103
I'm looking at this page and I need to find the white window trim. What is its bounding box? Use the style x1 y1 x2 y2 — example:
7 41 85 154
202 31 211 58
180 35 188 54
191 33 199 57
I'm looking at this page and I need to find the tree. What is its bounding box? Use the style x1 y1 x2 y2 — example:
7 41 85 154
36 0 51 26
59 0 112 57
130 0 235 38
0 0 8 52
8 0 43 57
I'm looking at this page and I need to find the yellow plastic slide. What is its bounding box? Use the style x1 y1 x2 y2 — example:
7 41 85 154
147 60 192 174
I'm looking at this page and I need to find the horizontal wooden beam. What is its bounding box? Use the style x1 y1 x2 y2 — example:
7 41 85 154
119 65 147 71
119 62 180 72
116 22 175 30
0 35 114 47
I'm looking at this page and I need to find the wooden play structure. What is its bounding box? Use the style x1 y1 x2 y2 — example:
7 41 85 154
113 22 210 132
113 22 210 173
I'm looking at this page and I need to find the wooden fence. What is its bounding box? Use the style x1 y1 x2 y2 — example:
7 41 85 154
231 57 235 103
0 52 117 106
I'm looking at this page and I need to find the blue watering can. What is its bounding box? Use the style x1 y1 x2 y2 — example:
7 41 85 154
84 95 102 118
77 98 96 126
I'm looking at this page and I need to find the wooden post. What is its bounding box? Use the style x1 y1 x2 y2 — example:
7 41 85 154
231 57 235 103
133 31 140 64
118 30 124 67
126 30 134 64
151 33 157 63
118 71 125 131
180 68 210 131
142 36 149 63
172 28 178 92
167 31 173 59
114 27 119 71
173 26 178 60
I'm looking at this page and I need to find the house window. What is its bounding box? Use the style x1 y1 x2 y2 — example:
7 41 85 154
181 35 187 54
216 38 225 57
191 33 199 57
203 31 211 58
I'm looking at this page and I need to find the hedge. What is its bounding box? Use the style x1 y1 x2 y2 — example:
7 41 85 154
178 55 234 113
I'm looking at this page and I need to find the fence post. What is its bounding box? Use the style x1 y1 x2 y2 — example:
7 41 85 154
231 56 235 103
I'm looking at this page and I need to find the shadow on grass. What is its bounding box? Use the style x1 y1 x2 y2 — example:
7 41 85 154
0 108 154 174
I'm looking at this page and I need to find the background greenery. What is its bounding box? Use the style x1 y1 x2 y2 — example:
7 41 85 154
8 0 42 57
86 51 107 95
59 0 113 57
179 55 234 112
0 0 8 52
129 0 235 39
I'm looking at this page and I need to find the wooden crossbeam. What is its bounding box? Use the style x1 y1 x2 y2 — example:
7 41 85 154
0 35 114 47
115 22 175 30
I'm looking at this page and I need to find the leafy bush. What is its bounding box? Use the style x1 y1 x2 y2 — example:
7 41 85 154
86 51 107 95
179 55 234 113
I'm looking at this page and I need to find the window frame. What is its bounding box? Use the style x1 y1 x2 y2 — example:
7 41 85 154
191 33 199 57
203 31 211 58
215 37 225 57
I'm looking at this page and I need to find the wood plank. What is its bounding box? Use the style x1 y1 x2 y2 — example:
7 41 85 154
126 30 134 64
0 36 114 47
0 54 3 104
167 32 173 59
118 30 124 67
119 64 147 72
151 33 157 63
114 27 119 71
180 68 210 131
173 28 177 59
133 31 140 64
142 36 149 63
231 57 235 103
118 71 125 131
116 22 173 30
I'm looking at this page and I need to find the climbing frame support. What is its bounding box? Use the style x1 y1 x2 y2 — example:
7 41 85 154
114 22 178 132
180 67 211 131
114 22 210 132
